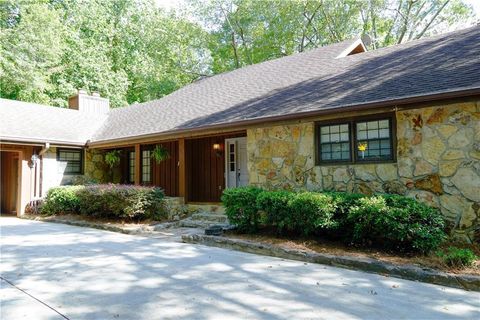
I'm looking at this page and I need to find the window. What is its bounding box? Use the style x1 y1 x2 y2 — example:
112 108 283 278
318 123 351 162
57 148 83 174
356 119 393 161
142 150 151 183
128 151 135 183
229 142 236 172
316 115 394 164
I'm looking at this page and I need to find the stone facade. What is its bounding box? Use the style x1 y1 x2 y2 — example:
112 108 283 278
247 100 480 242
84 149 125 184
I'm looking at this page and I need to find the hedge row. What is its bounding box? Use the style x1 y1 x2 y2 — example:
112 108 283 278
41 184 166 221
221 187 446 253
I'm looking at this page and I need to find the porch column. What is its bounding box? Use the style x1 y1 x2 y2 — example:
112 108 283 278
134 144 141 185
178 138 187 200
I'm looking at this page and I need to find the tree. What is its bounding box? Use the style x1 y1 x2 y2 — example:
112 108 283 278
0 1 66 104
0 0 476 107
187 0 475 72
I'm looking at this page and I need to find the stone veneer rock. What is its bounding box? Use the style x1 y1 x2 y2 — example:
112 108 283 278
247 100 480 243
84 149 112 183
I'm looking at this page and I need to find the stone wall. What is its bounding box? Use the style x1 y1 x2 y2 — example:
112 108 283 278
247 100 480 242
84 149 114 183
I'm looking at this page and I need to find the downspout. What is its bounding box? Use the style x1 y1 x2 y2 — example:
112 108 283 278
38 143 50 198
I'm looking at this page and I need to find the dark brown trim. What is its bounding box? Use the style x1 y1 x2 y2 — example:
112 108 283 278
88 88 480 148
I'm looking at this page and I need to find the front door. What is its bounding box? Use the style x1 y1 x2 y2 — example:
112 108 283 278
225 137 248 188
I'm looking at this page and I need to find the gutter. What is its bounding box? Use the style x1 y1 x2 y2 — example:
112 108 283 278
88 87 480 148
0 137 86 148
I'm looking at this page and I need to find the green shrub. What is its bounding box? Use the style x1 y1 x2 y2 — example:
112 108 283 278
257 191 336 235
221 186 264 233
325 192 366 239
41 186 84 215
76 184 165 220
257 190 292 233
347 194 446 253
41 184 166 221
222 187 447 254
438 247 477 268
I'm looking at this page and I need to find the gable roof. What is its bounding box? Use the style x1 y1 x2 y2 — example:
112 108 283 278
90 25 480 144
0 99 106 145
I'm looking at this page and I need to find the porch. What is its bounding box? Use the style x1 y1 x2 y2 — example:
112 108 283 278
103 131 248 203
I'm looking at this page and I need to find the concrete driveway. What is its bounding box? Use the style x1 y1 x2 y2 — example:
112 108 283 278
1 217 479 320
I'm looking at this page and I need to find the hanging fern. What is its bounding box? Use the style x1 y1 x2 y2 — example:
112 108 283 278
105 150 121 168
151 145 170 163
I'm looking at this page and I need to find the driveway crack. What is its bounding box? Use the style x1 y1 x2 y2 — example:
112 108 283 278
1 275 70 320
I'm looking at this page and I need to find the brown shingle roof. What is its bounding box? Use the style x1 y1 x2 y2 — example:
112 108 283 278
91 26 480 143
0 99 106 145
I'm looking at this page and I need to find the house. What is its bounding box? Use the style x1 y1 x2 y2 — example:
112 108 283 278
1 26 479 242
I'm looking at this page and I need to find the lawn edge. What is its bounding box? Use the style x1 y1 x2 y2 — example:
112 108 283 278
181 234 480 292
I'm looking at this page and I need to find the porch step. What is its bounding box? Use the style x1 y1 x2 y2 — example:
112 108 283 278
189 212 228 223
177 210 230 229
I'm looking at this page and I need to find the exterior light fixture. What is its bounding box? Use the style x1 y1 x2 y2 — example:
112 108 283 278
29 153 39 169
213 143 222 157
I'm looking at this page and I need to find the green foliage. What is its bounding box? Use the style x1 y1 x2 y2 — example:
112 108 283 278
221 186 263 233
105 150 121 168
1 0 475 107
188 0 475 73
222 188 447 253
151 145 170 164
41 186 84 215
41 184 166 221
347 195 446 253
257 191 336 236
437 247 477 268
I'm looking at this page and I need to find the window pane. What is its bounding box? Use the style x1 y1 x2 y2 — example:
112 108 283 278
142 150 151 183
331 133 340 142
379 120 389 129
379 128 390 138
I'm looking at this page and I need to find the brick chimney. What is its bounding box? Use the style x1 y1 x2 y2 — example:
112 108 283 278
68 89 110 115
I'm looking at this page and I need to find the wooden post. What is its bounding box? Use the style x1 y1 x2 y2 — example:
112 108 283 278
134 144 141 185
178 138 187 201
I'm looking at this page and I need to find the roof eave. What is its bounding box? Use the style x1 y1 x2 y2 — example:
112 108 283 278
0 136 87 147
88 86 480 148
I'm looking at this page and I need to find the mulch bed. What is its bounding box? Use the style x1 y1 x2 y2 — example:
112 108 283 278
224 230 480 276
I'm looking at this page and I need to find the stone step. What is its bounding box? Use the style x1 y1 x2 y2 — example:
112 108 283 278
177 219 230 229
190 212 228 223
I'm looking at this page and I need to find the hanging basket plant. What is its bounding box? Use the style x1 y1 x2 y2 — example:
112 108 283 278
151 145 170 164
105 150 121 168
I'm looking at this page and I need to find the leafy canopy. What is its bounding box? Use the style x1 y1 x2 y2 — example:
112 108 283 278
0 0 476 108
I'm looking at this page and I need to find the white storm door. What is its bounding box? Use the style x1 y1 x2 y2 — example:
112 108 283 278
225 137 248 188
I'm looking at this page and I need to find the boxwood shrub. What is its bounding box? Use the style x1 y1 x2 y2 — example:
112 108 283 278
41 184 166 221
221 186 264 233
222 187 446 253
257 190 336 236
